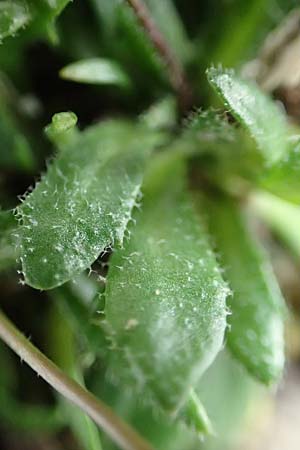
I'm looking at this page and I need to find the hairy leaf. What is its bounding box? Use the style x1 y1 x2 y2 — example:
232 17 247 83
104 156 228 411
60 58 131 88
207 67 290 165
206 195 285 384
18 120 162 290
176 108 240 157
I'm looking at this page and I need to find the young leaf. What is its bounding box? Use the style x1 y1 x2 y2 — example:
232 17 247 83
207 67 290 165
206 195 285 384
60 58 131 88
18 120 163 290
44 111 79 150
104 156 229 412
181 390 213 436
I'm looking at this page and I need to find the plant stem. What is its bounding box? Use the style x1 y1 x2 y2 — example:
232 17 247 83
125 0 192 111
0 310 154 450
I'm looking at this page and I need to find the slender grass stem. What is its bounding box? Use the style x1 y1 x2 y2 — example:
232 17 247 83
0 310 154 450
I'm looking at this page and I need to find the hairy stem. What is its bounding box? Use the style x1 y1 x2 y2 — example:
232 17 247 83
125 0 192 111
0 310 154 450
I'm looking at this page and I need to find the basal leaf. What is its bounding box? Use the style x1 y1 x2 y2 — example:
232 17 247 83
60 58 131 88
206 195 285 384
104 156 228 412
207 67 290 165
18 120 162 290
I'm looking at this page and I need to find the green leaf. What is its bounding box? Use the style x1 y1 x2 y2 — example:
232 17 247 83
18 119 162 290
175 108 240 156
196 350 258 445
116 3 165 81
252 191 300 261
90 0 166 89
205 195 285 384
210 0 272 68
261 140 300 204
88 0 118 35
181 390 213 436
140 96 177 130
104 155 228 411
143 0 192 64
207 67 290 165
171 110 262 197
0 1 31 42
54 276 108 357
60 58 131 88
0 0 71 43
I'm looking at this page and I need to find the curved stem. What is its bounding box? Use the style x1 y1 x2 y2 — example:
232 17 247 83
0 310 154 450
